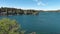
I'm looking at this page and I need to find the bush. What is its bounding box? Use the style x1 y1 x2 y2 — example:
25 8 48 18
0 18 21 34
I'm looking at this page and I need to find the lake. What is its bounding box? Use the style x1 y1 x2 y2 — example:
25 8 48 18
0 11 60 34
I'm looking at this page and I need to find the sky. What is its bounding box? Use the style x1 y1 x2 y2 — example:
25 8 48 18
0 0 60 10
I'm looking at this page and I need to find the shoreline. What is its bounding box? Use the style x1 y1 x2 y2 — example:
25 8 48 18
0 7 60 16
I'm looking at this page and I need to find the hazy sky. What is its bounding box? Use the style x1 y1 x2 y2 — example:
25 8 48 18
0 0 60 10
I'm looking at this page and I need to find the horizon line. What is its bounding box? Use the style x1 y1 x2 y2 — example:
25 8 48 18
0 7 60 11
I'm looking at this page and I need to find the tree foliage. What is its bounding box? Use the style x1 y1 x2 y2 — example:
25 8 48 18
0 18 21 34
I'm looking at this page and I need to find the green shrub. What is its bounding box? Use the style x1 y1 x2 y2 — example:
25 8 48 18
0 18 21 34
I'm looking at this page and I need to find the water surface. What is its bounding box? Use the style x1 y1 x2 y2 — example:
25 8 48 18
1 12 60 34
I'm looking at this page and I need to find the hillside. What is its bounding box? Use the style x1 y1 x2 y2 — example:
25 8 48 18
0 7 60 16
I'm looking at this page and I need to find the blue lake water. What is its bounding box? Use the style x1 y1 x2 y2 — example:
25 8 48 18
0 12 60 34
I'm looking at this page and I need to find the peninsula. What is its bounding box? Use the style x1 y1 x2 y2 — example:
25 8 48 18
0 7 60 16
0 7 40 16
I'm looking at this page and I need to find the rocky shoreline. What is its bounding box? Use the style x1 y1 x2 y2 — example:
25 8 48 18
0 7 60 16
0 7 40 16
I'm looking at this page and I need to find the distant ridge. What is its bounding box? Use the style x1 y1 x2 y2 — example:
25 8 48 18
0 7 60 16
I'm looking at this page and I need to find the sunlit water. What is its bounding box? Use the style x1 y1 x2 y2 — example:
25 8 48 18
0 12 60 34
